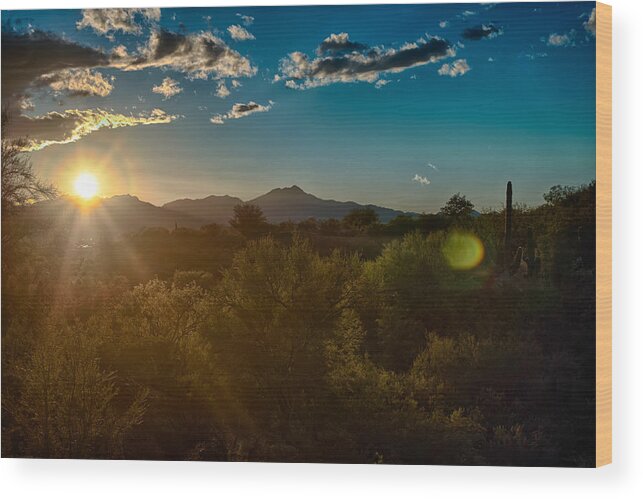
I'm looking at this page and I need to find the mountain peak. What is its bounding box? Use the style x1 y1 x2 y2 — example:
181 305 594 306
108 194 141 202
268 185 306 195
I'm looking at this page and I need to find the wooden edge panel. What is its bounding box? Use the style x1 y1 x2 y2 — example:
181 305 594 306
596 1 612 468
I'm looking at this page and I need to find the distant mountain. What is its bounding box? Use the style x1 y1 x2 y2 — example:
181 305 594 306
24 195 205 238
24 186 417 238
247 185 414 223
162 194 243 225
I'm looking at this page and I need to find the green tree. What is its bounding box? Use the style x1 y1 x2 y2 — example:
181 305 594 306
439 193 474 219
319 218 341 236
8 321 147 458
343 207 379 231
213 235 361 457
229 203 269 238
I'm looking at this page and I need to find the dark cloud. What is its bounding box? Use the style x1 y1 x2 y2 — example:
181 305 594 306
1 30 108 101
115 29 256 79
1 27 255 107
278 35 455 89
461 24 502 41
210 101 273 124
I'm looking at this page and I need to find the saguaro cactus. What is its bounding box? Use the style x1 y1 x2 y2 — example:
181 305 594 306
504 181 513 271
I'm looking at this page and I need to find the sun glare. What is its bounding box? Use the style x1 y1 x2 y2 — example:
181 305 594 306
74 173 100 200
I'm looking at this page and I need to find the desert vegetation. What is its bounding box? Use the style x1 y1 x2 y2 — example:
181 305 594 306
1 116 596 466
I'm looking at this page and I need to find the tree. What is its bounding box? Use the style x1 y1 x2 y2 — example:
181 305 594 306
215 235 361 455
1 110 56 217
319 218 341 236
9 321 148 458
229 203 269 238
343 207 379 231
439 193 474 219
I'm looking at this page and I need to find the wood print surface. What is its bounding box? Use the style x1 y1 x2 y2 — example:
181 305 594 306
1 2 609 466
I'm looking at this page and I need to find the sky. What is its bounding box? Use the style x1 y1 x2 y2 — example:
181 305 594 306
1 2 597 212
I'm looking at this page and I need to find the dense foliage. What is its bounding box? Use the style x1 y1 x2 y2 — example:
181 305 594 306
2 175 596 465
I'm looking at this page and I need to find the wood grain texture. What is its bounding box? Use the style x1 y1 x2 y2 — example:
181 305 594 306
596 1 612 468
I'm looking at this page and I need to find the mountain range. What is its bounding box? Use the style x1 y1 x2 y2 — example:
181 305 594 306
25 185 417 237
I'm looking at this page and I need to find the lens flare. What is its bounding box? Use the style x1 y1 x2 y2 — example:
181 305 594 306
443 232 485 270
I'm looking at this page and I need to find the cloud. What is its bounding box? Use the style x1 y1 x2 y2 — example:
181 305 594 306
1 30 109 101
462 24 502 40
227 25 255 41
277 34 455 89
413 174 431 185
152 77 183 99
439 20 449 29
10 108 177 151
111 44 129 58
427 162 439 171
547 32 573 47
316 33 367 55
524 52 548 60
236 14 254 26
18 96 35 111
374 79 390 88
113 29 256 80
210 101 272 124
216 81 231 98
76 8 160 38
35 68 114 97
438 58 470 77
584 8 596 36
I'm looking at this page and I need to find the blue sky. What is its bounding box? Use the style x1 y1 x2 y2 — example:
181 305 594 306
1 2 597 212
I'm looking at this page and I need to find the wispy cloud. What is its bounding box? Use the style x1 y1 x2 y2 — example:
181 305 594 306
216 81 231 98
523 51 548 60
152 77 183 99
227 24 255 41
584 8 596 36
276 33 455 89
545 9 595 49
76 8 160 38
413 174 431 185
438 59 470 77
12 108 177 151
35 68 114 97
547 31 574 47
427 162 439 171
439 20 449 28
210 101 273 124
236 14 254 26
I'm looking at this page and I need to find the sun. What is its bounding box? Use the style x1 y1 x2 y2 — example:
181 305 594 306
74 173 100 200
